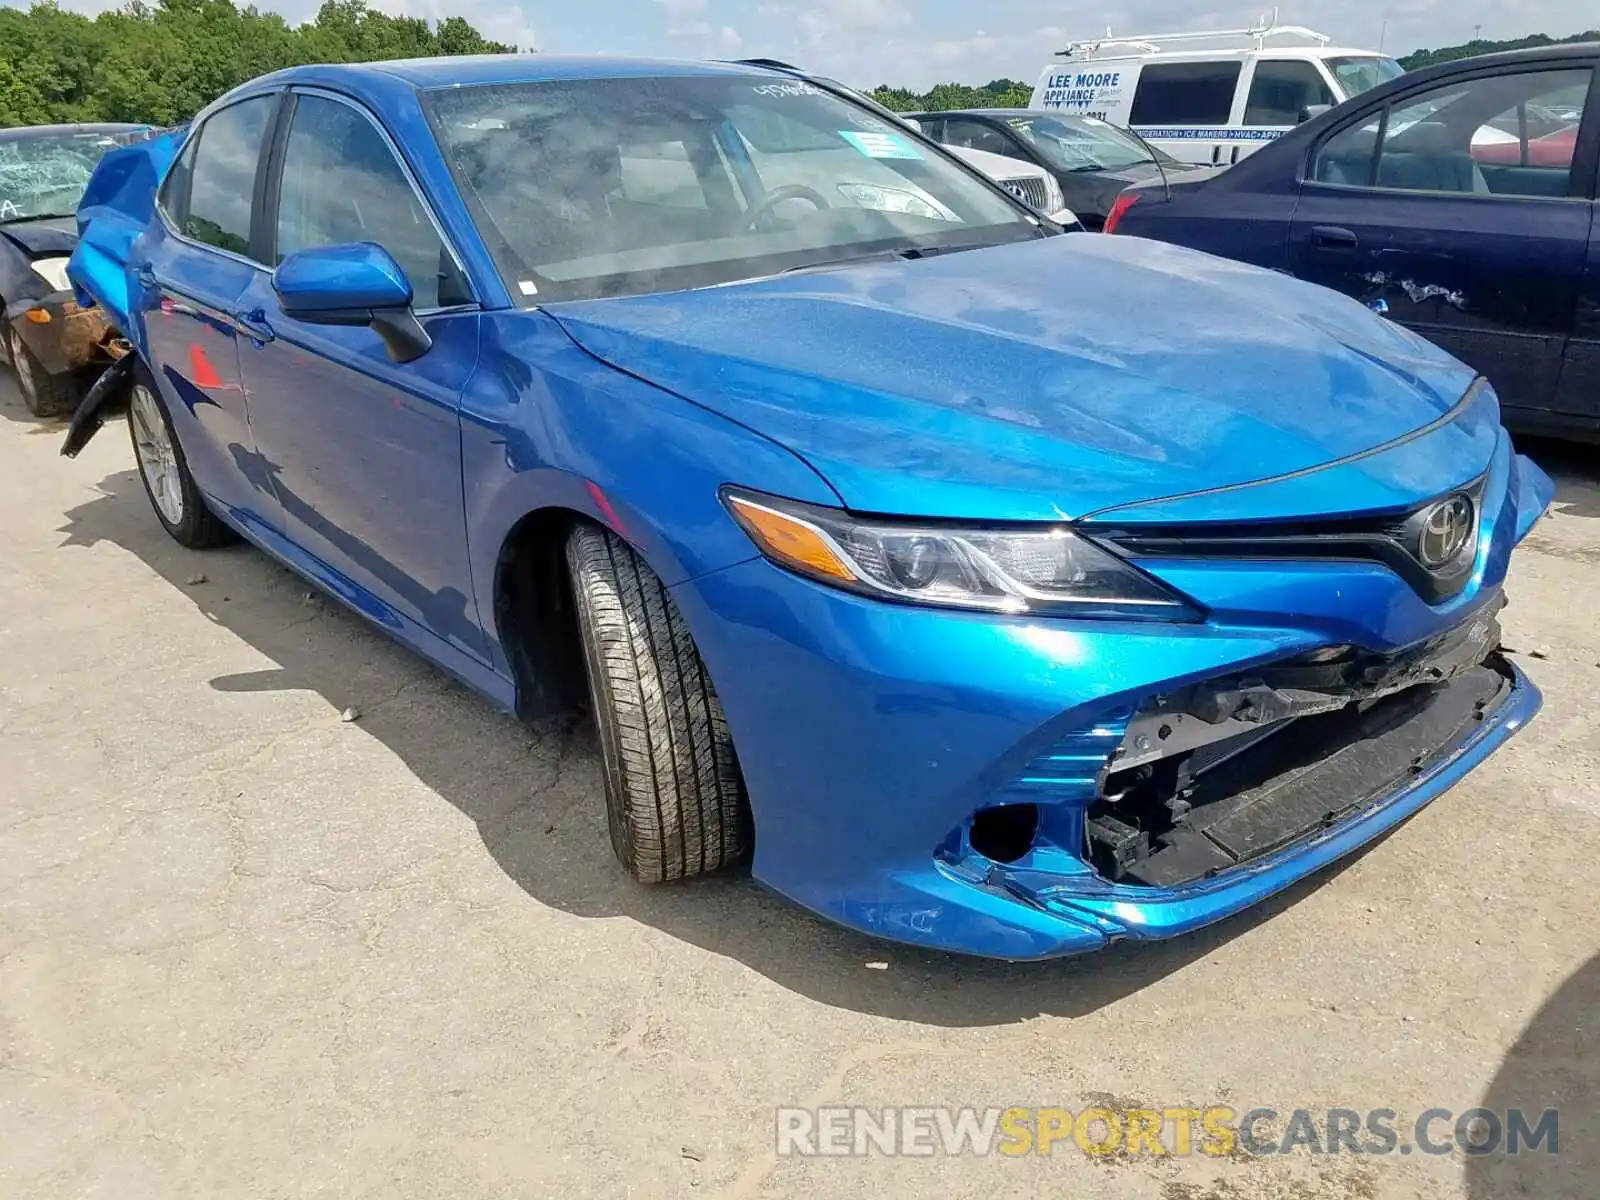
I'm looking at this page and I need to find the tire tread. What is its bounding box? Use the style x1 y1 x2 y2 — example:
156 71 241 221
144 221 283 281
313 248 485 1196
567 523 747 882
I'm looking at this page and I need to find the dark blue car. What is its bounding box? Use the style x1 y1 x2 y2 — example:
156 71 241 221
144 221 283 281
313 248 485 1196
1109 44 1600 441
61 56 1551 960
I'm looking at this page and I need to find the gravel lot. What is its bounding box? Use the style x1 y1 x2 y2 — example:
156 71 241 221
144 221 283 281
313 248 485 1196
1 374 1596 1200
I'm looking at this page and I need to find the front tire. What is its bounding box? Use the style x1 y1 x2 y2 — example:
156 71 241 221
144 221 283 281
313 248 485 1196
566 523 750 882
5 324 79 418
127 373 235 549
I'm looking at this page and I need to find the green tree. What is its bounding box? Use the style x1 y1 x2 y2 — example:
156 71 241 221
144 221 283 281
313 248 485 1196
0 0 514 127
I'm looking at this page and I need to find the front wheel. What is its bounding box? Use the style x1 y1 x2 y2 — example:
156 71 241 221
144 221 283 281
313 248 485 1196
127 375 236 548
566 523 750 882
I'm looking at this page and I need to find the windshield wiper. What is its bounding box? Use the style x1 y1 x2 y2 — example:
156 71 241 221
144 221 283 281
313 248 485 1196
780 249 919 274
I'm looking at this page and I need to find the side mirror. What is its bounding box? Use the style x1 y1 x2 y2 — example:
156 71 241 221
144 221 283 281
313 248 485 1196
272 242 432 362
1298 104 1333 124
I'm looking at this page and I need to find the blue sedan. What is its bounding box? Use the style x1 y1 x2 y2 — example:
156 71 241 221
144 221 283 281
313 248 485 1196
63 55 1551 960
1108 43 1600 442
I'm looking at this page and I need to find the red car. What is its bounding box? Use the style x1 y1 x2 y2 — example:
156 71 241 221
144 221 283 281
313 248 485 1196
1472 121 1578 166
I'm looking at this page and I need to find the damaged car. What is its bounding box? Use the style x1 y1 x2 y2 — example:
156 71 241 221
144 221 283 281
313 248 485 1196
1105 43 1600 442
64 57 1551 960
0 122 152 415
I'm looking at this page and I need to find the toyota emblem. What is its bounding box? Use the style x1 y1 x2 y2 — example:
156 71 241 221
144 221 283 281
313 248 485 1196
1417 494 1475 568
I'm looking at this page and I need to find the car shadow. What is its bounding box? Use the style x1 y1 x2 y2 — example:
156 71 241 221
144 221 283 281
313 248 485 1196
0 374 72 434
61 465 1377 1027
1464 952 1596 1200
1516 435 1600 521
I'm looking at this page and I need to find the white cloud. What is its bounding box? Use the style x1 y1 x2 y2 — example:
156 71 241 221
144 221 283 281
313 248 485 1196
718 25 744 53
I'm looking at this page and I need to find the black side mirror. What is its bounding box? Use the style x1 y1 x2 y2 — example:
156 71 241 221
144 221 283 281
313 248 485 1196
1299 104 1333 124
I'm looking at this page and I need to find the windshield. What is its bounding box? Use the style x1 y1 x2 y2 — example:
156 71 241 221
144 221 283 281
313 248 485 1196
425 76 1038 303
1002 114 1156 171
0 130 141 222
1329 56 1406 100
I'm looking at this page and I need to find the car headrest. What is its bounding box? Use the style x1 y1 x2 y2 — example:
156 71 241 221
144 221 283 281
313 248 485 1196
1393 121 1458 154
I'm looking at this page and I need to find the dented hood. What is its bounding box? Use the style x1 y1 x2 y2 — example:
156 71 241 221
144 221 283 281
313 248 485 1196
548 235 1488 522
0 215 78 256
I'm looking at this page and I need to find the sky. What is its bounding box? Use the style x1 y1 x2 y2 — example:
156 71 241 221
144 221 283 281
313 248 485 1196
16 0 1600 89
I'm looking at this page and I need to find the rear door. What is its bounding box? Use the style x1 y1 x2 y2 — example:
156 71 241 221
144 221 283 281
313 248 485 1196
1552 81 1600 430
141 93 281 527
1289 62 1597 416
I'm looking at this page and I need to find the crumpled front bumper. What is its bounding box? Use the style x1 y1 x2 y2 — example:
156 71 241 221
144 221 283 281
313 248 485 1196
6 289 114 376
668 441 1552 960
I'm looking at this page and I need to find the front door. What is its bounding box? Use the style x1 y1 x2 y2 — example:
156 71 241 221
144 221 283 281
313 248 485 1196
1290 63 1597 416
238 88 488 662
138 94 280 528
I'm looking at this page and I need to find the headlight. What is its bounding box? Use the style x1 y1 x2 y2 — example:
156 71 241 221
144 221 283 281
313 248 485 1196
30 256 72 292
1043 172 1065 214
723 489 1198 619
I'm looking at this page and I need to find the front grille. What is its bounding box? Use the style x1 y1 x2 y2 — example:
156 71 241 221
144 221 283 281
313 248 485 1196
1093 475 1490 605
1001 176 1050 210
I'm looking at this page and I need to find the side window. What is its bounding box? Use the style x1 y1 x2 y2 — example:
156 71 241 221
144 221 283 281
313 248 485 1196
1244 60 1335 126
157 134 199 226
275 93 465 310
1313 68 1592 197
182 96 275 258
942 119 1024 159
1129 61 1243 126
619 140 708 208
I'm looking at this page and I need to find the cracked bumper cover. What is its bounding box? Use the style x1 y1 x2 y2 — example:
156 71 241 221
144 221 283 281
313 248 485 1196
668 440 1552 960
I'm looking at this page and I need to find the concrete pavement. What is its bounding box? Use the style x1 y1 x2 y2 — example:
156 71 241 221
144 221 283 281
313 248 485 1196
1 375 1596 1199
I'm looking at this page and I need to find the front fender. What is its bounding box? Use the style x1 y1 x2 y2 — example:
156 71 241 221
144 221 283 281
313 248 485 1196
460 312 842 675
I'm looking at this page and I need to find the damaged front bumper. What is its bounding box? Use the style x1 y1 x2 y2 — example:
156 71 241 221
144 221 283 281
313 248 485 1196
5 289 117 376
670 437 1552 960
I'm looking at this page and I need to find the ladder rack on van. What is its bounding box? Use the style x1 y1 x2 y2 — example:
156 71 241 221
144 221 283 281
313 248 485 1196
1055 16 1332 59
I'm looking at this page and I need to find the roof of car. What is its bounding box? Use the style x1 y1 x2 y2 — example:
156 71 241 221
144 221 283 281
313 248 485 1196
267 54 779 91
0 122 151 141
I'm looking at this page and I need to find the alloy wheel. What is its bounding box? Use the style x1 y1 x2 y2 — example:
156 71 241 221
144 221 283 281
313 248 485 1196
129 384 186 526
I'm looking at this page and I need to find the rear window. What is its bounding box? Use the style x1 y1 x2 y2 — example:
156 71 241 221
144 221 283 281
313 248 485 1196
1129 60 1243 126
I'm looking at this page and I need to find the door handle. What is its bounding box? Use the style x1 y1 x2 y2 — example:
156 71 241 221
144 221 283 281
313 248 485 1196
1311 225 1358 250
234 308 275 344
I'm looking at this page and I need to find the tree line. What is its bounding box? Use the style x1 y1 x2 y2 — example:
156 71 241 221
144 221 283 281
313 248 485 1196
0 0 513 127
1398 31 1600 70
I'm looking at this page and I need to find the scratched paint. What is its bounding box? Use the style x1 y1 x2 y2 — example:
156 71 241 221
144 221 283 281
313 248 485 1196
1363 271 1468 310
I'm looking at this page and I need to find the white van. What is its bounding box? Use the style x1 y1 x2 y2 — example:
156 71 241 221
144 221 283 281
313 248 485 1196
1030 18 1403 167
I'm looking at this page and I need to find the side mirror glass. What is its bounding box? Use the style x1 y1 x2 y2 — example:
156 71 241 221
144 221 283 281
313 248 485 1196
1299 104 1333 124
272 242 431 362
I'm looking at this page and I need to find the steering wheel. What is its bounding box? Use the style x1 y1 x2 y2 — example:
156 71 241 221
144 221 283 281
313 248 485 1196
740 184 830 232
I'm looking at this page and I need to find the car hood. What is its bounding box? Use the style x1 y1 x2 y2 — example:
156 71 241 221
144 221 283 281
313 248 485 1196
546 234 1486 523
0 215 77 256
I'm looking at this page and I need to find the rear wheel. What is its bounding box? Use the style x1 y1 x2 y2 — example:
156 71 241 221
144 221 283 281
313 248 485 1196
5 324 79 418
127 375 235 549
566 522 750 882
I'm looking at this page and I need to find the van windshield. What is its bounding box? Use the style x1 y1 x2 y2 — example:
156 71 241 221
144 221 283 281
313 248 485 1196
1003 114 1158 171
425 76 1039 303
1328 56 1405 99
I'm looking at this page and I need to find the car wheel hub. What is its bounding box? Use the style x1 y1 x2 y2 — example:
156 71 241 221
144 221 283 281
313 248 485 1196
8 330 33 395
129 385 185 525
